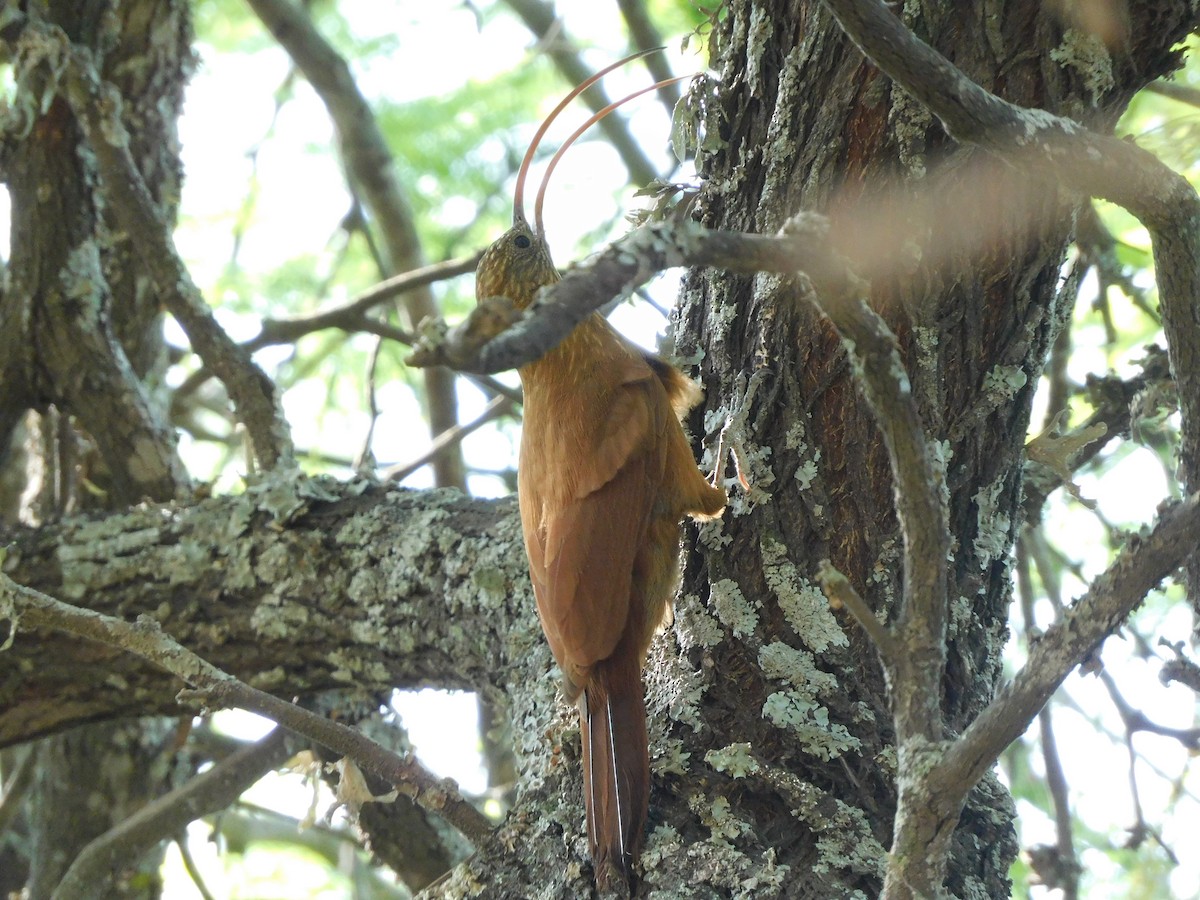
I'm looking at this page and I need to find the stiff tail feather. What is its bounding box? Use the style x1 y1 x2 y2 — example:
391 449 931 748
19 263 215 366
578 652 649 891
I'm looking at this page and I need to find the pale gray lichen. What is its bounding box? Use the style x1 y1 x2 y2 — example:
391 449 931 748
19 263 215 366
61 240 105 309
929 438 953 513
640 823 683 871
783 421 822 491
913 325 938 363
783 420 808 451
697 516 733 552
758 641 839 701
697 794 753 843
242 470 311 524
674 593 725 649
708 578 758 637
737 848 791 896
739 442 775 501
813 799 888 878
163 539 214 586
251 666 289 690
761 690 861 760
760 536 848 653
758 52 809 220
57 521 166 599
708 293 739 342
867 537 899 618
769 768 886 879
645 644 709 731
972 477 1012 572
1018 106 1081 142
703 405 726 437
875 746 898 774
795 458 819 489
745 4 775 98
850 701 876 725
326 647 391 685
947 593 974 640
1050 28 1115 103
652 738 692 776
249 593 310 639
982 364 1028 401
705 742 760 778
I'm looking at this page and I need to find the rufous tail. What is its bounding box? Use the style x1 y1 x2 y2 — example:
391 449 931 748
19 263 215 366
578 649 649 892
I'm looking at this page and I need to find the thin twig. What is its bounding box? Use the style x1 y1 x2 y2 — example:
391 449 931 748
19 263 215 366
246 254 481 353
384 395 516 483
1098 669 1180 863
355 334 386 472
1099 666 1200 750
168 253 496 414
174 834 218 900
504 0 660 186
246 0 466 490
53 729 292 900
1016 536 1079 900
815 561 899 664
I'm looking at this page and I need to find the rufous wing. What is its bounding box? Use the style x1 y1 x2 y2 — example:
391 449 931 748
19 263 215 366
530 374 670 689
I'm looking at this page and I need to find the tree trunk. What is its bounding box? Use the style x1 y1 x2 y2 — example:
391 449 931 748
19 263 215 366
659 0 1193 895
1 2 193 897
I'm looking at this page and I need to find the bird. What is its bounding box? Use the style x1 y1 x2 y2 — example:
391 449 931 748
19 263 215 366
475 53 726 891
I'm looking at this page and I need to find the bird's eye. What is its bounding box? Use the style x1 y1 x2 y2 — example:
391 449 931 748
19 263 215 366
514 234 532 249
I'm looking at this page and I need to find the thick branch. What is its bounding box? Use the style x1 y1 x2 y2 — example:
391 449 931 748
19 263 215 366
0 477 531 747
808 287 949 746
408 215 840 374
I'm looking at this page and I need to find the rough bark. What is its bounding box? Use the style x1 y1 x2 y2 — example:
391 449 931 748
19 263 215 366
0 3 195 895
662 0 1194 896
0 479 530 746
